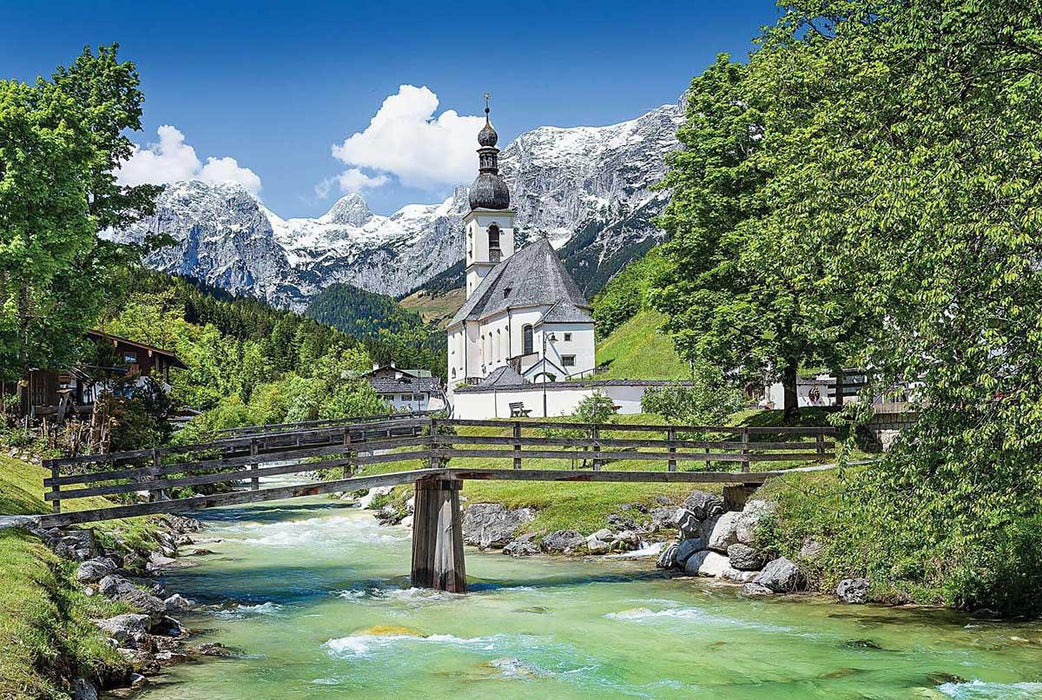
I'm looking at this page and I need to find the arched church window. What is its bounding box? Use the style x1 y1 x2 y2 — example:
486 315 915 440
522 325 534 355
495 329 501 361
488 224 501 261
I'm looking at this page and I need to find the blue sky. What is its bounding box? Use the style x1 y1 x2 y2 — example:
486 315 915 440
1 0 779 217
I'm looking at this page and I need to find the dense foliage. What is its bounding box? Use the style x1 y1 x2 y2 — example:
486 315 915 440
95 270 384 443
592 247 669 338
640 364 744 427
0 45 158 382
660 0 1042 614
305 282 446 378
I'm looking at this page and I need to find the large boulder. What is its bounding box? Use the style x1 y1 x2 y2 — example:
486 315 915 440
463 504 535 549
656 543 680 569
55 530 99 561
96 614 151 644
585 533 612 555
736 500 776 546
683 550 731 577
727 543 768 571
541 530 586 554
753 557 805 593
164 594 196 613
502 533 540 557
836 578 870 604
648 507 677 532
707 512 742 552
675 538 704 567
612 530 642 551
683 491 725 520
76 557 117 583
98 575 166 622
674 508 702 539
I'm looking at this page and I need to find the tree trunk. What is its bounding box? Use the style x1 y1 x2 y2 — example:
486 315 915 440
782 364 799 423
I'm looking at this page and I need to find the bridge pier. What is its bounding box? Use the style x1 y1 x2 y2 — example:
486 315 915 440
410 477 467 593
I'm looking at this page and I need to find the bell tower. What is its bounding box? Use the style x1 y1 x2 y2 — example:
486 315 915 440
464 94 515 299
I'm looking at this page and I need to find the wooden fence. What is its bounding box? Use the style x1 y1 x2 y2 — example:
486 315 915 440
41 417 836 522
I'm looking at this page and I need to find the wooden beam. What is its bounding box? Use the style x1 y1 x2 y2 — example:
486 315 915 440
411 477 466 593
37 469 445 527
443 468 778 484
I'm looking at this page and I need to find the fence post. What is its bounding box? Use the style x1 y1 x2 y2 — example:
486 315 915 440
816 429 826 461
250 439 259 491
48 460 61 514
343 428 353 479
741 427 750 473
513 422 522 470
591 426 601 471
667 426 677 472
151 448 166 501
428 417 439 470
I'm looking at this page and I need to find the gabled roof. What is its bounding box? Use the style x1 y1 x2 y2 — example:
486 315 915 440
537 299 594 325
86 330 188 369
480 366 527 387
450 238 591 325
368 374 441 395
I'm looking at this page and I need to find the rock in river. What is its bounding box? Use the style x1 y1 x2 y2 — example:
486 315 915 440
683 491 725 520
463 504 535 549
541 530 586 554
503 533 540 557
753 557 805 593
96 614 151 644
836 578 870 604
708 512 742 552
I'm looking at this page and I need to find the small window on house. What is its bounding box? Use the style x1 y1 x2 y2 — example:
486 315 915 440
563 333 572 342
123 351 137 363
562 355 576 367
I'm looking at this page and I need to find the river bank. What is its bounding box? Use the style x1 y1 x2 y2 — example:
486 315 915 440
136 494 1042 699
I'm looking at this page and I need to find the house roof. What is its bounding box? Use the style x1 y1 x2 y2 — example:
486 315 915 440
368 374 441 395
480 366 528 387
450 238 592 326
86 330 188 370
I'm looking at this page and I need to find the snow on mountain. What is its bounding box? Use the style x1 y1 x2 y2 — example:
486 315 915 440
111 99 683 310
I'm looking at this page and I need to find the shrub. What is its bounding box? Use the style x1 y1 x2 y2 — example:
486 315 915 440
640 361 744 426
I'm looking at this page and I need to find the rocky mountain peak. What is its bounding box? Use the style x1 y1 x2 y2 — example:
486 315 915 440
320 193 374 226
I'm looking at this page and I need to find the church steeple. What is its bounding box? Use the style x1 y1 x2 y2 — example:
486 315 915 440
463 93 516 299
469 94 510 211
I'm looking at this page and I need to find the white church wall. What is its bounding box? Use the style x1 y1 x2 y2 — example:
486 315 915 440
451 383 650 419
540 322 596 378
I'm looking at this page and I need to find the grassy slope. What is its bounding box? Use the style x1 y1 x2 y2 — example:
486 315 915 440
594 309 689 380
0 456 155 697
399 288 466 328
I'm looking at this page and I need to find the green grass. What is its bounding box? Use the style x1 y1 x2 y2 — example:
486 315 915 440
0 528 130 698
399 287 466 328
0 455 162 697
594 309 690 380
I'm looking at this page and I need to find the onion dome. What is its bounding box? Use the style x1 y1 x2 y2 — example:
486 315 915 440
469 95 510 210
469 172 510 210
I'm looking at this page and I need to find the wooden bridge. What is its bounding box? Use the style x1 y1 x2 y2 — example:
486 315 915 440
41 416 836 593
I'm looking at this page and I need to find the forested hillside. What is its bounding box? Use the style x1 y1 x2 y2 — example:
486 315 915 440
305 283 446 378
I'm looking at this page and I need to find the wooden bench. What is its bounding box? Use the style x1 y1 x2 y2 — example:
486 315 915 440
508 402 532 418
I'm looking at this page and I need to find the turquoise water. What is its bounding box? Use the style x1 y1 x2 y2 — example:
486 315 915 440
141 495 1042 699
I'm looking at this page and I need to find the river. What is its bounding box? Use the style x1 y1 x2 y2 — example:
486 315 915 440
139 494 1042 699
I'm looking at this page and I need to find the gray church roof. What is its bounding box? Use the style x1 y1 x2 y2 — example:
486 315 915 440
450 238 593 326
538 299 594 325
480 366 527 387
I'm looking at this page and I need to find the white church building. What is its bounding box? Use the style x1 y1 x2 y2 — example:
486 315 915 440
446 104 596 395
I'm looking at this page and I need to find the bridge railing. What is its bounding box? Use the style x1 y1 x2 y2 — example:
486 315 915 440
42 416 836 516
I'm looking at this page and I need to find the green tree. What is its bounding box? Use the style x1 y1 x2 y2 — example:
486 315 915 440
0 45 157 386
710 0 1042 613
653 55 863 419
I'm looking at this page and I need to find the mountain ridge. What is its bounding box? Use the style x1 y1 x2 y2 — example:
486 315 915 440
109 98 684 310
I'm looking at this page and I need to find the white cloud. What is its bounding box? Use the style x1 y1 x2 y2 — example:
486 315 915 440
116 125 262 195
336 168 389 193
330 85 485 191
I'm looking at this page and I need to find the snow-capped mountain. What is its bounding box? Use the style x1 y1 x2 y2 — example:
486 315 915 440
111 99 683 310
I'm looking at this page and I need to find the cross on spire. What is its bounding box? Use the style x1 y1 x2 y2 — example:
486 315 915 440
484 92 491 120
